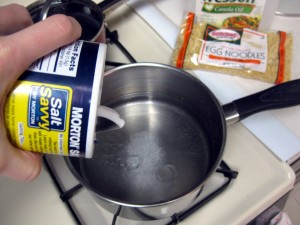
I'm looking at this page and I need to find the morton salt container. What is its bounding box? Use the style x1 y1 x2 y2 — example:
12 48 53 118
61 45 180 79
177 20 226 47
4 40 113 158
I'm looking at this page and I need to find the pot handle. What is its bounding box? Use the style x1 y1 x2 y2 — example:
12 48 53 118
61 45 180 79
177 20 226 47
223 79 300 125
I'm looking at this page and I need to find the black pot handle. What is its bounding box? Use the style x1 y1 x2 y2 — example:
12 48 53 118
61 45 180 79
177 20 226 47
223 79 300 125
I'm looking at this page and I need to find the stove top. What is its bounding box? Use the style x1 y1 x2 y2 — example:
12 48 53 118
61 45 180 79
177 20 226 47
0 1 296 225
43 155 237 225
40 26 239 224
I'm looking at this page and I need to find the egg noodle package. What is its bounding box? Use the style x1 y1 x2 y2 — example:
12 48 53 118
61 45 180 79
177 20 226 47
172 11 293 84
4 40 109 158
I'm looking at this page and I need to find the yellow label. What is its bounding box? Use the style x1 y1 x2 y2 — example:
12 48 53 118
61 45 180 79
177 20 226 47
4 81 73 155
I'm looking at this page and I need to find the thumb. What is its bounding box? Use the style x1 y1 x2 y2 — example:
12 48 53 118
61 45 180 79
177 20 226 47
0 140 42 181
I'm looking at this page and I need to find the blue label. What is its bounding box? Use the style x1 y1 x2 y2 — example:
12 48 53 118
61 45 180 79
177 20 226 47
28 85 69 131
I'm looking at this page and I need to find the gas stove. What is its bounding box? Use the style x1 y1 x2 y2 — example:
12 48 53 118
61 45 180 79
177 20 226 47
0 1 296 225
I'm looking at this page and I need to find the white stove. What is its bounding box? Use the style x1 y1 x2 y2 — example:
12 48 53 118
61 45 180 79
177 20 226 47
0 1 296 225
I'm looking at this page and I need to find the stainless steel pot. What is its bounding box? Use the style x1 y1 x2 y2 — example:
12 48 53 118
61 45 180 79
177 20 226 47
65 63 300 220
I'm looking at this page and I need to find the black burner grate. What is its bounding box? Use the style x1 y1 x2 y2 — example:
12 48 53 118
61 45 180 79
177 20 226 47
43 156 238 225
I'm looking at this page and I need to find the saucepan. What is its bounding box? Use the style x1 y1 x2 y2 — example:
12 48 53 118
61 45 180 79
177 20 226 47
27 0 126 42
65 63 300 220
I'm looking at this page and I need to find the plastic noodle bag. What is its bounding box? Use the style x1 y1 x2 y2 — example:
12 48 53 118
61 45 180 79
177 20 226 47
172 12 293 84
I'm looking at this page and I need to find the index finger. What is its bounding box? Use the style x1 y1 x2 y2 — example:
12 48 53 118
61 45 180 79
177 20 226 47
0 4 33 35
0 14 82 94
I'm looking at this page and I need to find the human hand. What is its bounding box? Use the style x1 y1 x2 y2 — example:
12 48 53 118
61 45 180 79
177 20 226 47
0 4 82 181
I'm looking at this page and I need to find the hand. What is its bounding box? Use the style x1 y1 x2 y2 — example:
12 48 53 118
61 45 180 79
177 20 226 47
0 4 82 181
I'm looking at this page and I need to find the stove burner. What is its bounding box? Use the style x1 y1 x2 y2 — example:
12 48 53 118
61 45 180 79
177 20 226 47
44 157 238 225
166 161 238 225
